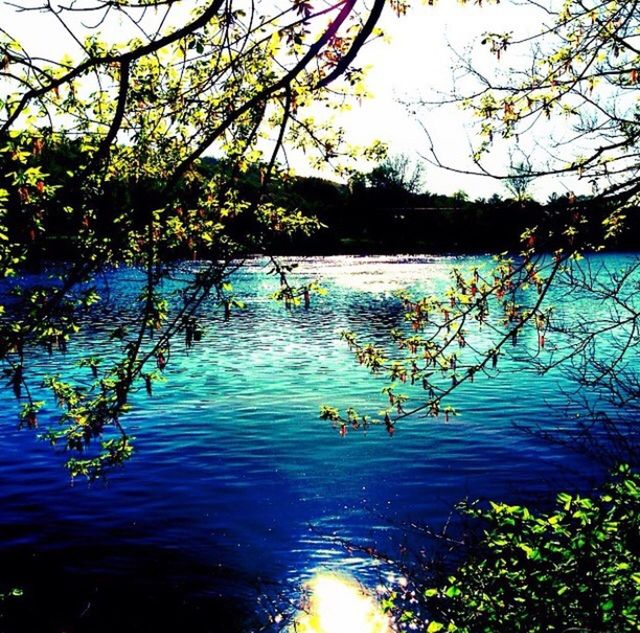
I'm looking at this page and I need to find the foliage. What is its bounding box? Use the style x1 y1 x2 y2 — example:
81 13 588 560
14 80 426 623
324 1 640 468
443 0 640 207
0 0 392 478
383 465 640 632
504 160 534 202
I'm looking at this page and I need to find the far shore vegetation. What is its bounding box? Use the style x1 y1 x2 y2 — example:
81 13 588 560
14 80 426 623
5 142 639 262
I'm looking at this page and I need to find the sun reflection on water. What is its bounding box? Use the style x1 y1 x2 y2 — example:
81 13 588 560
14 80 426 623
291 572 392 633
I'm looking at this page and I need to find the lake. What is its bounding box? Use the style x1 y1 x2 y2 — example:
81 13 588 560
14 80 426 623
0 253 633 632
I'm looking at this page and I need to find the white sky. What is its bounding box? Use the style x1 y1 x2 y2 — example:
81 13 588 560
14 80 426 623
1 0 586 201
321 0 587 201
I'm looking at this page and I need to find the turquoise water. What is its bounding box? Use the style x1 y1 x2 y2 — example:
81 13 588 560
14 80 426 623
0 254 635 632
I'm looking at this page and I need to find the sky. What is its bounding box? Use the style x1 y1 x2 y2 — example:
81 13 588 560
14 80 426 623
1 0 586 201
322 0 587 201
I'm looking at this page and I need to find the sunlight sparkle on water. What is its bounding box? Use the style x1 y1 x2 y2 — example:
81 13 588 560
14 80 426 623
292 573 392 633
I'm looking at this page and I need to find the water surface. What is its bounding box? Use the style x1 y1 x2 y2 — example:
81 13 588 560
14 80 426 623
0 254 628 632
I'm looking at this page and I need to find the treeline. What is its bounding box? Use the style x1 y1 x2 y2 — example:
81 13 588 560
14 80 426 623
271 175 640 255
202 155 640 254
3 136 638 260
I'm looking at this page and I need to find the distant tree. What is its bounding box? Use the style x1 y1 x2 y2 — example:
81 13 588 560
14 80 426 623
547 192 560 205
366 153 425 196
505 160 534 201
452 189 469 204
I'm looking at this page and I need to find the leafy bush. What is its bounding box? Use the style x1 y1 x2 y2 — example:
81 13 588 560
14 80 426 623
394 466 640 632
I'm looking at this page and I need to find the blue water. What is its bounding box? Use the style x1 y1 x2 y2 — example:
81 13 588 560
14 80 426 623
0 254 635 632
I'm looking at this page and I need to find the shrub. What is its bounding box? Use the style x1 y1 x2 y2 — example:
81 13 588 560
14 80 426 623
395 465 640 632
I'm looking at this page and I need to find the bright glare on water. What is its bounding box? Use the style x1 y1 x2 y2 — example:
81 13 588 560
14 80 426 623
292 573 391 633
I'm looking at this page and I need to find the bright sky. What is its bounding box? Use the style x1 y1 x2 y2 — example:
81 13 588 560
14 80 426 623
327 0 586 201
2 0 585 201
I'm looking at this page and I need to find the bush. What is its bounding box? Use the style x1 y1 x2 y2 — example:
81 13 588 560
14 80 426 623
394 465 640 632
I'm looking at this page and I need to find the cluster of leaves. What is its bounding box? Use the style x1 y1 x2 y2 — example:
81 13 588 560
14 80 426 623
0 587 23 602
0 0 397 478
383 464 640 632
451 1 640 207
321 195 614 436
